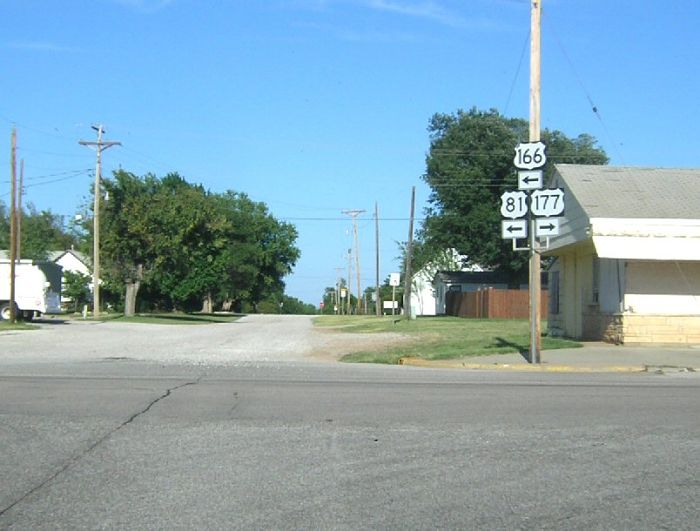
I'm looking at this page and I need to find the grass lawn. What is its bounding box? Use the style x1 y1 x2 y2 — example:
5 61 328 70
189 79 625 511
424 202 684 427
0 321 39 331
85 312 243 325
314 315 581 364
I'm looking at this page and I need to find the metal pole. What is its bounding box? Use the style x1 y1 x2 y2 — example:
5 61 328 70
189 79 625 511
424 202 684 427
528 0 542 363
375 202 381 317
403 186 416 320
347 248 352 315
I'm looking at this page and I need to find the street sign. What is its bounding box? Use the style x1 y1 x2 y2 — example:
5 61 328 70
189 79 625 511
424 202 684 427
530 188 565 217
500 190 528 219
513 141 547 170
340 288 347 299
502 219 528 239
389 273 401 287
535 217 561 237
517 170 543 190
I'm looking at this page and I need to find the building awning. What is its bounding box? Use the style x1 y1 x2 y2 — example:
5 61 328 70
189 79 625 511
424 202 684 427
591 218 700 260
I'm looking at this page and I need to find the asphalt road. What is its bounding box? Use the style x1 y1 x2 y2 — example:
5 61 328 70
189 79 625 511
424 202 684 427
2 317 700 529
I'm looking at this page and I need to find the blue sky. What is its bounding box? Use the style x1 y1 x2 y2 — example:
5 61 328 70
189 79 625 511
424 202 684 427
2 0 698 304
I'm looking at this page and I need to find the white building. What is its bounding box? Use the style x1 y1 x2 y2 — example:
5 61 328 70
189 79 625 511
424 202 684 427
545 165 700 344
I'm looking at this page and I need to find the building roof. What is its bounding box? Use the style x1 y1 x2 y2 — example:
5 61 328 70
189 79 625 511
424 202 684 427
47 249 91 266
0 249 91 266
548 165 700 260
552 164 700 219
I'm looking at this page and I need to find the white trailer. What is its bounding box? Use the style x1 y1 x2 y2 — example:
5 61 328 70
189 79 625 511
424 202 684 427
0 259 62 320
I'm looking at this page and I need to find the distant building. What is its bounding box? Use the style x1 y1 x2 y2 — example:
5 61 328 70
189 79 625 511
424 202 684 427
545 164 700 344
408 249 479 316
48 249 91 277
433 271 512 315
48 249 92 305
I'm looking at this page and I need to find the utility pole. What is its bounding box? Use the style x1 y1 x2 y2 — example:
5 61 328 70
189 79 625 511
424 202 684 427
403 187 416 320
375 202 381 317
529 0 542 363
342 209 365 314
8 128 17 323
79 125 121 319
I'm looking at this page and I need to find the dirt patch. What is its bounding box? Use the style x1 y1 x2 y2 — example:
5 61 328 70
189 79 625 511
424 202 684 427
307 326 416 362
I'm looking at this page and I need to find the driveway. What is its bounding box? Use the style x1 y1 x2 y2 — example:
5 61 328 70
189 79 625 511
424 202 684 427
0 314 407 366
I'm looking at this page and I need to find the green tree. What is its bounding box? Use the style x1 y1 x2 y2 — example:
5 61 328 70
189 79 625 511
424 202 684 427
14 206 75 260
62 270 92 312
421 107 608 282
0 202 9 251
100 170 300 315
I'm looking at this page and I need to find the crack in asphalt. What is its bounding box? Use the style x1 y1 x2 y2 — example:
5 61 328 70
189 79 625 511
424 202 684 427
0 377 202 518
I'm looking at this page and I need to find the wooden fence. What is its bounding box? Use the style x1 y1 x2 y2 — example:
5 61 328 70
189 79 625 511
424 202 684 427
445 288 548 319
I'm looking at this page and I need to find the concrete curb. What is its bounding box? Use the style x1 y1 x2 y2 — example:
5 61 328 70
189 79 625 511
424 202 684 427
397 357 699 373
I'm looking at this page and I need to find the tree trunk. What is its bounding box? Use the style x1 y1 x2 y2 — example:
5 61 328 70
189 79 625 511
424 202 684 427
124 264 143 317
201 292 213 314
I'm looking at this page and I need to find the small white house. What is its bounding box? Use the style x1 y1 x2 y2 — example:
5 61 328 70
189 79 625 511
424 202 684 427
49 250 91 277
48 250 92 304
408 249 479 316
545 164 700 344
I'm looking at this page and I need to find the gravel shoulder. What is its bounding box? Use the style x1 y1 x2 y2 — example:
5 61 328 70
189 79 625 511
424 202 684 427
0 314 410 366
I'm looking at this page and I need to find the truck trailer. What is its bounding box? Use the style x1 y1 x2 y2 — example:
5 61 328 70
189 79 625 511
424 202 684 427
0 259 62 320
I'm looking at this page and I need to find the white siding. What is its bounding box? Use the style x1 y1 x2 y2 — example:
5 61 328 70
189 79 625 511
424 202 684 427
625 261 700 315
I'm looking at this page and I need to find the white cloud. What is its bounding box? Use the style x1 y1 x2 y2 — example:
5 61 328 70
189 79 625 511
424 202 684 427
109 0 175 13
366 0 462 25
7 41 82 53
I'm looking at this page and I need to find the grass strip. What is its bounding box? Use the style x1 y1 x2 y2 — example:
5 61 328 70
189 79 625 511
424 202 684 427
0 321 39 331
315 315 581 364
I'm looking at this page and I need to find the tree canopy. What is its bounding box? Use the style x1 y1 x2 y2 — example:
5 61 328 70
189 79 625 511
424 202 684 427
420 107 608 282
100 170 300 314
0 201 77 260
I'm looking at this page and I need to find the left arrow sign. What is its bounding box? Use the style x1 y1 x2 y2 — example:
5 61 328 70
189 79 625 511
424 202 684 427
502 219 528 239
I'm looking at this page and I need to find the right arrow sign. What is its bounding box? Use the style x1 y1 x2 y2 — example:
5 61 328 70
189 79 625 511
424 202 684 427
535 217 561 237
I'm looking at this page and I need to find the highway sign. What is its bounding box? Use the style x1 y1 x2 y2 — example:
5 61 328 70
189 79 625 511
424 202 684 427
517 170 543 190
502 219 528 239
500 190 528 219
530 188 565 217
535 217 561 237
513 141 547 170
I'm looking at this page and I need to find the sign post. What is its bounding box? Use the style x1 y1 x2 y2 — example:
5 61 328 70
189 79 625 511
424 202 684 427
389 272 400 316
501 136 565 363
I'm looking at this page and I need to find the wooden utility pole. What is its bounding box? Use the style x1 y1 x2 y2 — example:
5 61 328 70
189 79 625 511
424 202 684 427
529 0 543 363
375 202 381 317
342 209 365 314
79 125 121 319
403 186 416 320
8 128 17 323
